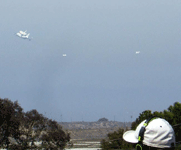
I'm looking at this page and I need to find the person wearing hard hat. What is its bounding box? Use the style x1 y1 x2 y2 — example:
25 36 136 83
123 117 175 150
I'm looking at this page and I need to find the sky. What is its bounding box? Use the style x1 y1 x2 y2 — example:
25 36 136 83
0 0 181 122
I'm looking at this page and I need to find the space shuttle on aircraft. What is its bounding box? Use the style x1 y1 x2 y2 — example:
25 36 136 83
19 30 27 36
15 30 31 40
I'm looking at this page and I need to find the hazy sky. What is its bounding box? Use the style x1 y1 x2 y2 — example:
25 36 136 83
0 0 181 122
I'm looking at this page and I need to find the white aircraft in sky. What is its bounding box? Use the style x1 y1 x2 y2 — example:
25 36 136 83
15 30 31 40
62 54 67 57
136 51 140 54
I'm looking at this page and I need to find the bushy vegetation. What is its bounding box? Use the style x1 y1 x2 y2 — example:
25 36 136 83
98 117 109 122
101 102 181 150
101 128 132 150
0 98 70 149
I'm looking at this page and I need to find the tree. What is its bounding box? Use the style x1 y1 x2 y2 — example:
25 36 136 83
0 98 23 148
131 110 153 130
17 109 47 149
0 98 70 149
100 128 132 150
98 118 109 122
15 110 70 150
166 102 181 143
41 119 70 150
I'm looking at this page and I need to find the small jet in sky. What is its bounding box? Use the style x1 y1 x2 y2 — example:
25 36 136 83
136 51 140 54
62 54 67 57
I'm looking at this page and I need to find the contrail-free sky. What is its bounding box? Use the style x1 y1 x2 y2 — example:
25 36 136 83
0 0 181 122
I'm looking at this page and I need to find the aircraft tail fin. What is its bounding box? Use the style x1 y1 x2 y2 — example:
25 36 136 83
26 33 30 38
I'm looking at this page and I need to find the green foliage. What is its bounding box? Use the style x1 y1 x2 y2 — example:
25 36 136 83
98 117 109 122
131 110 153 130
169 102 181 143
131 102 181 128
0 98 70 149
100 128 132 150
18 109 48 149
0 99 23 148
41 119 70 149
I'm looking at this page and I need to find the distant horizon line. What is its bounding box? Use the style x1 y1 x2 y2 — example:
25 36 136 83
58 120 133 123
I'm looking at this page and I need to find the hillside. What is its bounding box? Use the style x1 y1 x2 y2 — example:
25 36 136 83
59 120 131 140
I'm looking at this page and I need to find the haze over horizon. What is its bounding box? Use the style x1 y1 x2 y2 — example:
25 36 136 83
0 0 181 122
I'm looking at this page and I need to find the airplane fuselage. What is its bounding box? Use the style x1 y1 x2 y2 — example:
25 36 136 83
21 33 30 39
